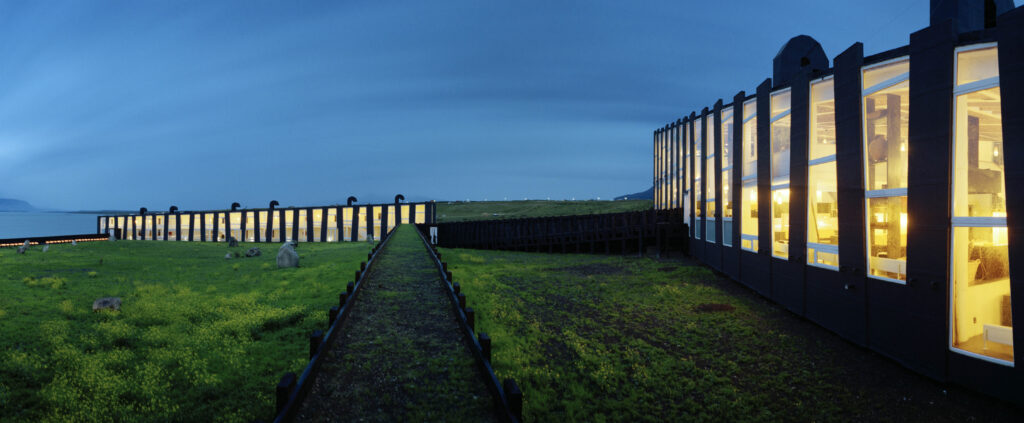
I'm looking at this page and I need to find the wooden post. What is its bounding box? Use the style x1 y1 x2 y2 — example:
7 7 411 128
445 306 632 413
309 330 324 359
478 332 491 362
465 307 475 331
347 282 354 295
339 291 348 306
458 293 466 310
504 379 523 422
276 372 297 415
329 306 339 326
453 282 461 295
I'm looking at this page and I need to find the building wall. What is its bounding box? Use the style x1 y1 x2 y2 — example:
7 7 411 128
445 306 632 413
653 8 1023 407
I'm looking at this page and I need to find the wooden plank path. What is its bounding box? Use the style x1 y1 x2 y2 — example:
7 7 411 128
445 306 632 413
294 225 499 422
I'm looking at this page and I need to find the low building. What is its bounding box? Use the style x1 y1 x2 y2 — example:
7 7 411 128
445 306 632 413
97 201 435 243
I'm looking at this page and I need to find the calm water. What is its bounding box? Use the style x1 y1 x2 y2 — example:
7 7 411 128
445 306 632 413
0 212 103 239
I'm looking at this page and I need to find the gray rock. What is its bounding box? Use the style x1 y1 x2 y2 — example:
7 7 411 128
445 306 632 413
228 237 239 247
277 242 299 268
72 240 77 246
109 232 116 241
16 245 26 254
23 240 29 247
245 247 261 257
42 245 49 253
225 252 233 259
92 297 121 312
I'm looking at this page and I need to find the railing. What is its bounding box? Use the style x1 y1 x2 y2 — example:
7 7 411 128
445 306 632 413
414 225 523 423
0 233 111 248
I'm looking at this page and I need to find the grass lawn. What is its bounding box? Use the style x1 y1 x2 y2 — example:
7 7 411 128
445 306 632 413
0 240 370 422
436 200 651 223
442 248 1024 422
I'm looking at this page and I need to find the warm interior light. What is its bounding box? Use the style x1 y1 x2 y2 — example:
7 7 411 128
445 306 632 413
993 147 999 157
900 212 907 234
900 142 906 152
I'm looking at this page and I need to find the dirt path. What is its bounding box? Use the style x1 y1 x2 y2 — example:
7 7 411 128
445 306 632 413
294 226 497 422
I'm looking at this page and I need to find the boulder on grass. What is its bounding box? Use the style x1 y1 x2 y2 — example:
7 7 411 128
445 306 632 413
225 253 233 259
42 245 49 253
17 245 26 254
228 237 239 247
92 297 121 312
277 242 299 268
245 247 261 257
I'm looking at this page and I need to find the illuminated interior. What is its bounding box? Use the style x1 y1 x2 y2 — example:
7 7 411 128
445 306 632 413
707 114 717 243
373 206 383 240
722 106 734 246
358 207 368 241
343 207 353 240
401 205 410 224
770 90 792 258
741 99 758 252
950 44 1011 364
695 117 704 239
327 208 338 242
415 204 426 224
863 58 909 282
684 121 691 225
808 78 839 268
313 209 323 242
168 214 177 240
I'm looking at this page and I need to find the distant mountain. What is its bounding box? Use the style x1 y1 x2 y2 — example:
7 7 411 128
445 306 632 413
0 198 35 211
615 187 653 201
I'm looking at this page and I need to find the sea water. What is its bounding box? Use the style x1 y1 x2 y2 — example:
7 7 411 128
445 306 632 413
0 212 103 239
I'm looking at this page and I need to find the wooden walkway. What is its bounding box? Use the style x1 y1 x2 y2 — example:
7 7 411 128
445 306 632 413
293 226 498 422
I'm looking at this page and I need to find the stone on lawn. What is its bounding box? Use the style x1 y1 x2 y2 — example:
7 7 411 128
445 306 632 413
72 240 78 246
17 245 26 254
228 236 239 247
277 242 299 268
92 297 121 312
245 247 261 257
225 252 233 259
42 245 49 253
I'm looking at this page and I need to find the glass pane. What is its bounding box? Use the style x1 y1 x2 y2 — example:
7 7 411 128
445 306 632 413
722 170 732 218
957 47 998 86
695 118 703 183
867 196 907 281
808 246 839 268
684 192 691 225
695 216 702 240
953 87 1004 217
808 162 839 246
685 122 691 190
771 114 791 184
743 115 758 179
722 107 733 169
771 90 791 117
741 183 758 242
723 218 733 246
772 188 790 258
863 59 909 90
810 79 837 160
952 226 1013 363
864 80 909 191
707 217 716 243
707 153 717 205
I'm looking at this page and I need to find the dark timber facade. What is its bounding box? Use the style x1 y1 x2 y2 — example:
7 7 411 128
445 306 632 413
653 1 1022 406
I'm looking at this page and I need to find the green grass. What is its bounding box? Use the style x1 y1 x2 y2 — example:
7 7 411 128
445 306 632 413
436 200 651 223
441 249 1022 422
0 240 371 422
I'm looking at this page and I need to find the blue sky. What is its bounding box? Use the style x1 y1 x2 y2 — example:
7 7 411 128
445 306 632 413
0 1 1008 210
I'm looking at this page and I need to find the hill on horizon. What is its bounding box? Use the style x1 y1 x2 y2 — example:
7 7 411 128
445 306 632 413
614 187 653 201
0 198 34 212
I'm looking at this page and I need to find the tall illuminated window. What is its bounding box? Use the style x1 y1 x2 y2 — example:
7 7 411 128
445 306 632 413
950 44 1012 365
721 106 734 246
862 58 909 282
808 78 839 269
312 209 323 242
694 116 704 239
401 205 410 224
770 90 792 258
671 125 678 209
706 112 717 243
677 123 684 211
684 121 691 225
343 207 353 240
415 204 426 224
741 99 759 252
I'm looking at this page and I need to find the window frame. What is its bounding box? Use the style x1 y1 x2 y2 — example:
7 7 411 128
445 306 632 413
862 56 911 284
807 75 839 271
722 105 734 247
947 42 1012 367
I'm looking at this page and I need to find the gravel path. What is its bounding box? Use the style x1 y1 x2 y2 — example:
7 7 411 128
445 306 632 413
294 226 497 422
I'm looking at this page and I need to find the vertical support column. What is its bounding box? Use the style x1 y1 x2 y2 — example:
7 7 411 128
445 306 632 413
321 207 328 242
789 71 811 263
255 209 261 243
732 91 746 249
351 206 360 242
903 18 956 380
291 209 299 242
240 211 247 243
998 5 1024 369
756 79 772 259
306 208 313 243
834 43 866 277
